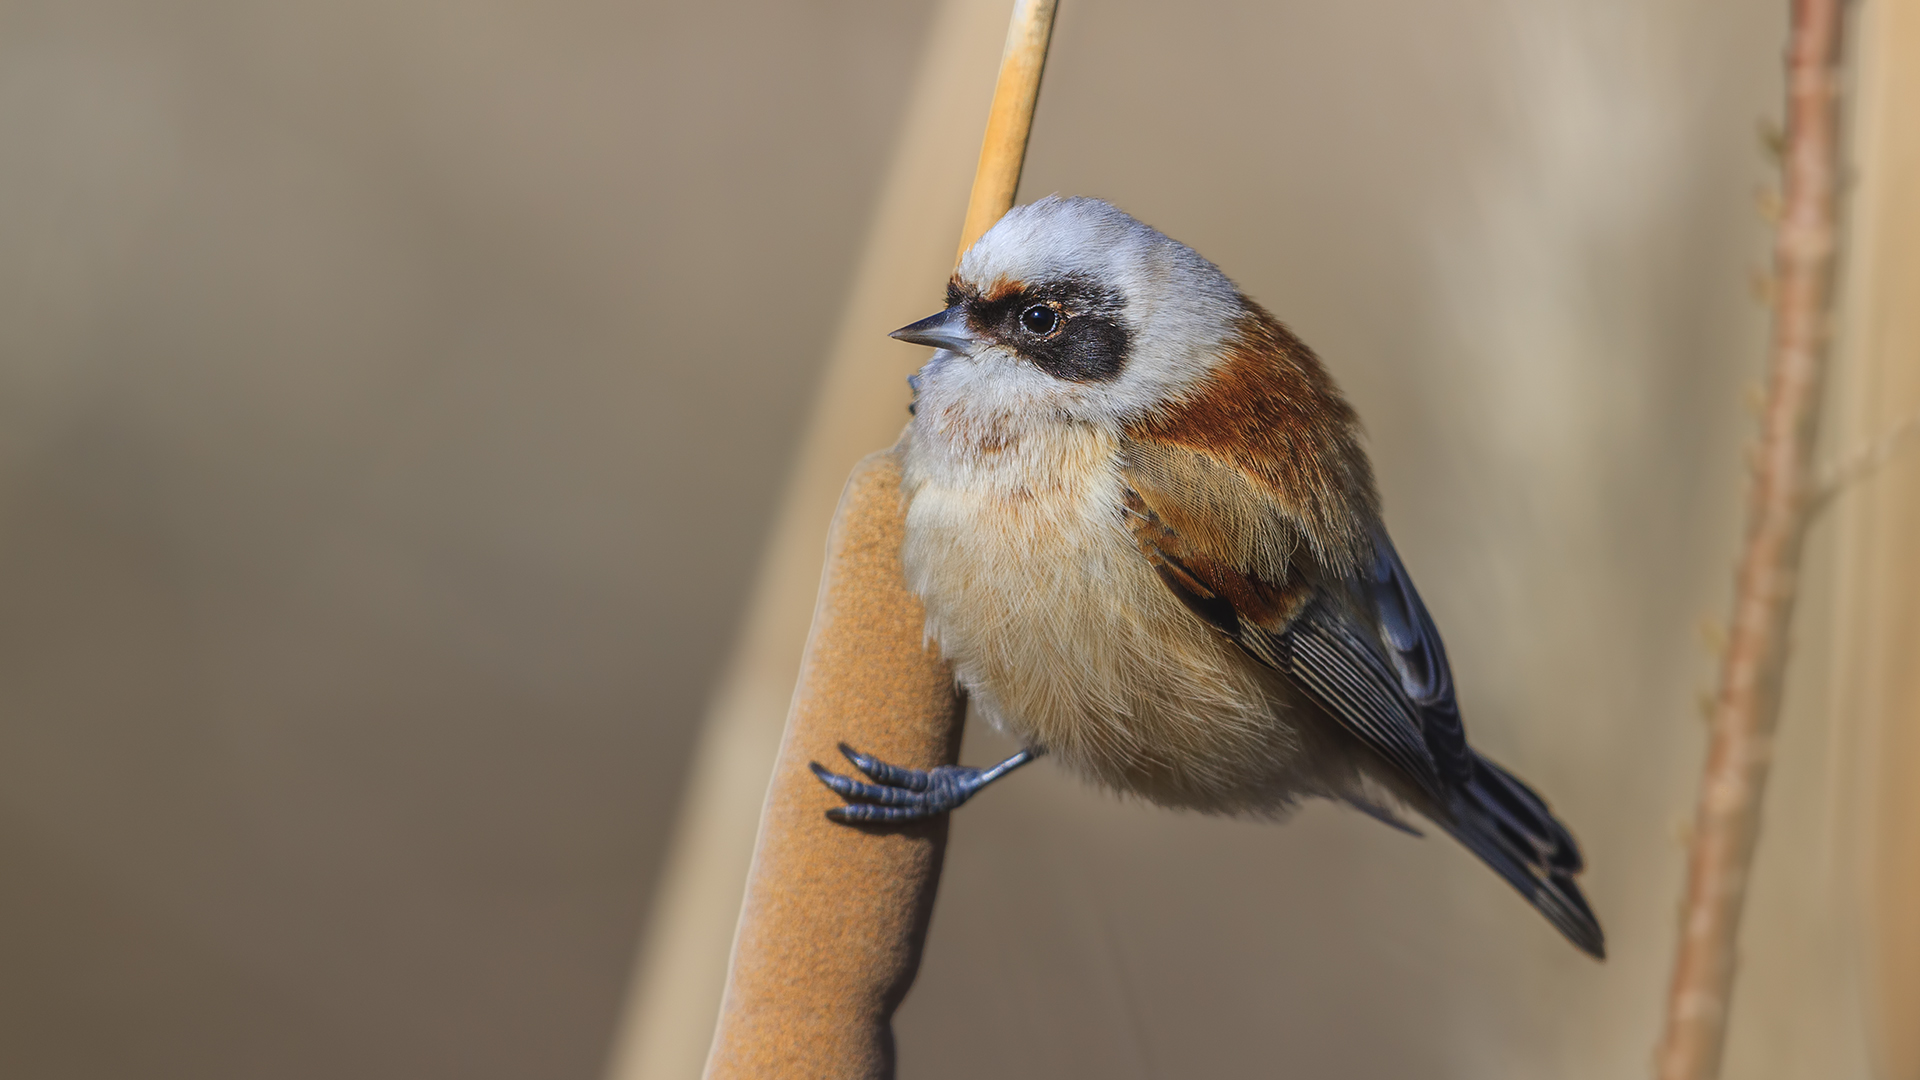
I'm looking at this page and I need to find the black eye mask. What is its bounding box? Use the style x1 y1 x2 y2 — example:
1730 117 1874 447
964 275 1132 383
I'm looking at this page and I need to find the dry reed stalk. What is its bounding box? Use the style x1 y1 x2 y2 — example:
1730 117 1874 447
957 0 1058 263
698 3 1057 1076
1654 1 1850 1077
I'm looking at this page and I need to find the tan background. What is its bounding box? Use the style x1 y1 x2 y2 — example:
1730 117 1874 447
0 0 1891 1077
0 2 933 1077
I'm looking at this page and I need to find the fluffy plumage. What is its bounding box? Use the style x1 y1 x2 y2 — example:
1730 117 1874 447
893 196 1603 957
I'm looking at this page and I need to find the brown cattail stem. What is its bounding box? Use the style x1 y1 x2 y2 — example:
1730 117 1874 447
701 3 1055 1077
1653 2 1849 1077
703 451 967 1080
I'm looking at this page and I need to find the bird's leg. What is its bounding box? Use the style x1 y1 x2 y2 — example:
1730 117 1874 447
810 742 1042 823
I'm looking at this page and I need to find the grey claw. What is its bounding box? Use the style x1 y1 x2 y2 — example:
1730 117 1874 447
811 743 1042 823
838 743 933 789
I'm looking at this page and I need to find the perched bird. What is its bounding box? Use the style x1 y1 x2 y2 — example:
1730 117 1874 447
811 195 1604 958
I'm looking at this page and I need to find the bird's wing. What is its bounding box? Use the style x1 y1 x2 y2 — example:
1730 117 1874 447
1119 441 1450 801
1361 528 1472 787
1120 426 1604 957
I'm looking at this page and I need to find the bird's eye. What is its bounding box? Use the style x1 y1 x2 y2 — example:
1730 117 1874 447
1019 304 1060 336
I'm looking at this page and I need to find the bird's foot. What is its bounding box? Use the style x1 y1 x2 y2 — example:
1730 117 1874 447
810 743 1039 823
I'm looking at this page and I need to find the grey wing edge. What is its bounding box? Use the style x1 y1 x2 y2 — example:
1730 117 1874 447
1150 531 1607 959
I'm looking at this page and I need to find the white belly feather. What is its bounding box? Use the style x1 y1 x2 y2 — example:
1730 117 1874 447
901 420 1315 812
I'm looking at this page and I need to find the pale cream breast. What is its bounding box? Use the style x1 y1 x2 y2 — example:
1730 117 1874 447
900 415 1313 812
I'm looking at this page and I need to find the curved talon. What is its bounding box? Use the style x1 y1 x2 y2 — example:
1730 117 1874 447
808 761 937 807
828 801 947 824
837 743 932 790
811 744 1043 822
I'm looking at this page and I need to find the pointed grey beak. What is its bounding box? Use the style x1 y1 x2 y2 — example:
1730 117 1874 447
890 305 977 354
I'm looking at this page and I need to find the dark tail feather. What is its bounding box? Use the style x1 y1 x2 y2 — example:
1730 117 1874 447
1438 752 1606 959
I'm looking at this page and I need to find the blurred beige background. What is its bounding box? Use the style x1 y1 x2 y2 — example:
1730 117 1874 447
0 1 934 1077
0 0 1885 1078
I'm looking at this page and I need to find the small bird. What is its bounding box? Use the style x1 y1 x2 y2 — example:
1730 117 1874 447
811 196 1604 958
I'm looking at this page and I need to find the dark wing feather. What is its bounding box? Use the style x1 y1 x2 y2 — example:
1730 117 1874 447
1364 528 1472 786
1443 756 1604 954
1131 506 1447 804
1122 465 1605 958
1249 602 1445 802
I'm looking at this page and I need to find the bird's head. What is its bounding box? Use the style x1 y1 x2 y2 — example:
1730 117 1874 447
892 196 1246 428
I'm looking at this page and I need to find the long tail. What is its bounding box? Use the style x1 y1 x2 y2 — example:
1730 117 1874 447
1438 752 1606 959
